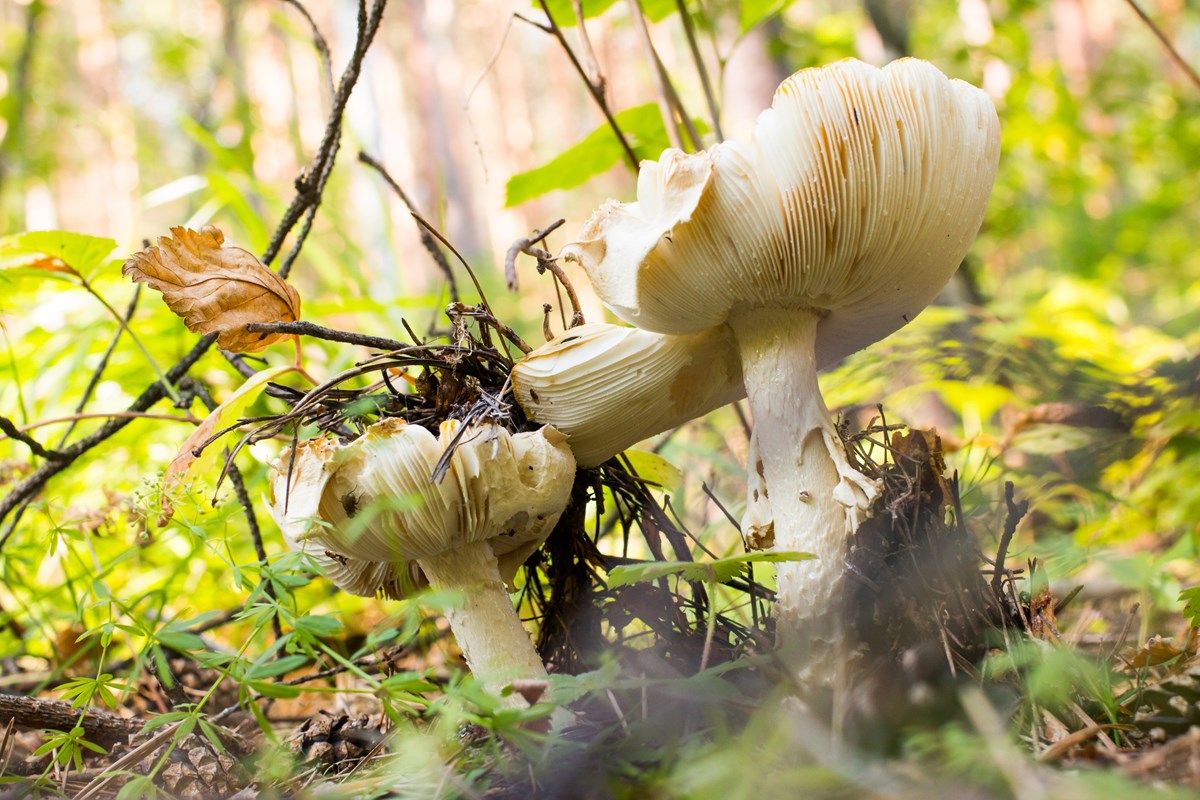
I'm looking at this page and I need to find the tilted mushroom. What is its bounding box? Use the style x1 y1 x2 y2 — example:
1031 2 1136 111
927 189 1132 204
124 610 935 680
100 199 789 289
268 418 575 703
560 58 1000 670
510 316 894 469
511 322 743 468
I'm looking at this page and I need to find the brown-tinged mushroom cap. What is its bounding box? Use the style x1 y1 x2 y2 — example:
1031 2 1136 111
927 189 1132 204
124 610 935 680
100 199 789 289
267 419 577 705
563 58 999 356
511 322 743 467
268 419 575 595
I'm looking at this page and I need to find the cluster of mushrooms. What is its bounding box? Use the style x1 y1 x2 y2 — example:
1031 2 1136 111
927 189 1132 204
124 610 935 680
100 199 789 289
269 59 1000 711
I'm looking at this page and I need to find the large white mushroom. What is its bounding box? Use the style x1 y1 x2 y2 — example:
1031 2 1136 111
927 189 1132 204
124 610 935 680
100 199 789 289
561 59 1000 673
268 418 575 703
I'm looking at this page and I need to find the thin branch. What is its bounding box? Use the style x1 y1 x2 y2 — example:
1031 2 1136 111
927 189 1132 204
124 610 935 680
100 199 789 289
505 220 585 328
535 0 640 171
991 481 1029 599
279 0 335 99
357 151 460 302
18 412 201 432
266 0 389 274
676 0 723 141
227 461 284 640
0 693 141 748
0 333 213 537
57 285 141 447
1121 0 1200 92
651 44 704 150
504 218 564 289
245 320 406 351
0 416 65 461
408 213 493 312
183 377 282 642
569 0 604 89
628 0 684 150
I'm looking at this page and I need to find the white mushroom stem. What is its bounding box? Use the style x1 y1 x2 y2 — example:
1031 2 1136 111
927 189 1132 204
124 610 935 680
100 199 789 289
416 540 548 705
727 306 878 674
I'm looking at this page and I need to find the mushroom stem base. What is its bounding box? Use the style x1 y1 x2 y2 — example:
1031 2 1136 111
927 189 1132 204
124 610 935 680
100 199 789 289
728 307 878 682
418 542 549 706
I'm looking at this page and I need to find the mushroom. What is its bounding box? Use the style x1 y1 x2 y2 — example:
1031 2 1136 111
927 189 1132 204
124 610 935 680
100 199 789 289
510 305 920 469
560 59 1000 669
511 322 743 467
268 418 575 703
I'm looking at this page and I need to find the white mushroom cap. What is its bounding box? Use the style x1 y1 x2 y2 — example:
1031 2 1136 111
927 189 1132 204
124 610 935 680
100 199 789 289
267 419 575 596
563 58 1000 353
511 322 743 467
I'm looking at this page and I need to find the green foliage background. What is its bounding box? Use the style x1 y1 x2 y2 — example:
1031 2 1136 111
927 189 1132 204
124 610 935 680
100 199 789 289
0 0 1197 796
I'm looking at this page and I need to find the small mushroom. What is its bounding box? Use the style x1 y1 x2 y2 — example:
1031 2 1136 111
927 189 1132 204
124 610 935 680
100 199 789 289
561 59 1000 673
268 418 575 703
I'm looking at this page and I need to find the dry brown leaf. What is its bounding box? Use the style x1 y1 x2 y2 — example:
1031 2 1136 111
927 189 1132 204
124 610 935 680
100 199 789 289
122 225 301 352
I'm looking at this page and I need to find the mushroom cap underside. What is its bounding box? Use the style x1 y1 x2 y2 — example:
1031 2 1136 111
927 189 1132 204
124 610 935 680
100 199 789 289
511 322 744 467
563 58 1001 352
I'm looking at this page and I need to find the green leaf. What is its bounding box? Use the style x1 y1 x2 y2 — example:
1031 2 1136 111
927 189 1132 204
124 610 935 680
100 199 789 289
505 103 668 207
0 230 117 279
536 0 619 24
739 0 789 32
141 711 190 733
250 679 301 699
1181 586 1200 626
623 449 682 493
245 653 309 680
116 775 159 800
535 0 676 24
607 551 813 587
155 630 206 653
294 613 344 639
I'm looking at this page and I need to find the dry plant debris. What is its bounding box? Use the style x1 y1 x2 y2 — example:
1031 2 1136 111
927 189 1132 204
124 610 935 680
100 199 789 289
121 226 301 353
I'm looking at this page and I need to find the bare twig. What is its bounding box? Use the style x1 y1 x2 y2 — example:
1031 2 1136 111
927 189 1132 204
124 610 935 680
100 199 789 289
541 304 555 342
268 0 389 276
279 0 335 99
534 0 639 171
505 220 585 328
569 0 604 89
991 481 1029 598
357 151 460 302
229 462 285 640
628 0 683 150
17 412 200 432
184 378 284 641
246 320 406 351
1121 0 1200 92
1036 723 1106 763
651 44 704 150
503 217 564 287
0 416 65 461
57 286 142 447
675 0 723 141
0 693 141 748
